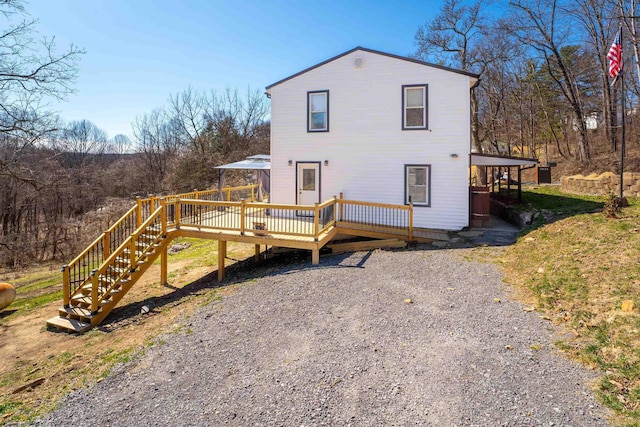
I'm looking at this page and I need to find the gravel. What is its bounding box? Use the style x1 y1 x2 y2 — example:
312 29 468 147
33 246 610 427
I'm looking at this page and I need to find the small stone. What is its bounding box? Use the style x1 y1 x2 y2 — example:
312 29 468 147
505 345 514 350
404 299 413 304
524 237 535 242
537 267 545 274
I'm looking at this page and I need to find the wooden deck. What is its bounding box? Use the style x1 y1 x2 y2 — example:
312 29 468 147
47 187 430 333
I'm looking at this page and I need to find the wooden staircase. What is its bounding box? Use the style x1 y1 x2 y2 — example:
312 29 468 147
47 209 172 333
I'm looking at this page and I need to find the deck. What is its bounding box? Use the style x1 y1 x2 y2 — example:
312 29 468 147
48 185 434 333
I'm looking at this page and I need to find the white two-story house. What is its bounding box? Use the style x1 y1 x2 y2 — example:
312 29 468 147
266 47 479 231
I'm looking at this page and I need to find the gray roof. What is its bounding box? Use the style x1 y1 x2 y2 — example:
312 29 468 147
215 155 271 170
471 153 538 167
266 47 480 90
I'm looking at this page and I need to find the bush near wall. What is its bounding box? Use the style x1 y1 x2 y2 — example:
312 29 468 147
562 172 640 197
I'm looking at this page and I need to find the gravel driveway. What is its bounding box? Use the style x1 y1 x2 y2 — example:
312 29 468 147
34 246 610 426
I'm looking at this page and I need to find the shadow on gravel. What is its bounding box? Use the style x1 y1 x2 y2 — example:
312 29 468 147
97 249 376 332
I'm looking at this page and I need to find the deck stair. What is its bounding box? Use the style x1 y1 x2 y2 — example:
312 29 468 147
47 205 172 333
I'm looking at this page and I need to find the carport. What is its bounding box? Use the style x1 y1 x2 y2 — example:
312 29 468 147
470 153 538 203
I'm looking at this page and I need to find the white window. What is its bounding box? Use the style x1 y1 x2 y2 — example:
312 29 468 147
308 91 329 132
405 165 430 206
402 85 428 130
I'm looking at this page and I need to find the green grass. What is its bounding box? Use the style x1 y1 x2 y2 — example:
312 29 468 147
502 188 640 425
519 185 604 215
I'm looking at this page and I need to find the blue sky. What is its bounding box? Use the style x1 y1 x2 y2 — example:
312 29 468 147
28 0 445 139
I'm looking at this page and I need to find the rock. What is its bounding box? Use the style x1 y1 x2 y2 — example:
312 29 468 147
432 241 449 248
0 282 16 310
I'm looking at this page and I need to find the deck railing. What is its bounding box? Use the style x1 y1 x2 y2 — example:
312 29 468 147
174 199 336 240
338 198 413 239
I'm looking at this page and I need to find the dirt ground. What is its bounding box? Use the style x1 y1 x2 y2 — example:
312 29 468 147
0 245 254 424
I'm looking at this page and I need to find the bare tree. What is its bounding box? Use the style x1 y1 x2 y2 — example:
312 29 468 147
414 0 488 154
111 134 131 155
509 0 591 161
0 0 83 144
55 119 109 167
132 108 181 193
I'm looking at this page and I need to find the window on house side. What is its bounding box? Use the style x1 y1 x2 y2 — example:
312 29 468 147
405 165 431 206
308 91 329 132
402 85 428 130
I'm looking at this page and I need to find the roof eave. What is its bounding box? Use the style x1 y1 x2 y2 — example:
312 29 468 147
265 46 481 91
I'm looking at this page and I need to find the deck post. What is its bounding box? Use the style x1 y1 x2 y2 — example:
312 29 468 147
175 197 181 229
62 265 70 307
129 234 137 272
218 240 227 281
160 198 167 235
90 269 99 314
240 199 246 235
136 196 142 228
150 194 155 211
103 230 111 259
313 202 319 242
194 189 199 200
339 193 344 221
251 185 255 202
160 245 168 285
408 203 414 241
255 244 260 262
311 248 320 265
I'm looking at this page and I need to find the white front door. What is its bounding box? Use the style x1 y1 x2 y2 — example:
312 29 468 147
297 162 320 206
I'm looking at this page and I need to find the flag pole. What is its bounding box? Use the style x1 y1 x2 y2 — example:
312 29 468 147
619 25 626 200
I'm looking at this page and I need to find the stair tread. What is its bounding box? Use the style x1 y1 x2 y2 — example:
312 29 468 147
47 316 92 333
59 306 94 318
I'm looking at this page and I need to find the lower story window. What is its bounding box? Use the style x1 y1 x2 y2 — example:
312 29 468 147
405 165 431 206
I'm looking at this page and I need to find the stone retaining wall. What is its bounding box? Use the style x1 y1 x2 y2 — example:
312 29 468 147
561 172 640 197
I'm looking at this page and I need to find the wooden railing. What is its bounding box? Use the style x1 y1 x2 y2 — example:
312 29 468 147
337 198 413 240
174 198 336 241
89 206 165 313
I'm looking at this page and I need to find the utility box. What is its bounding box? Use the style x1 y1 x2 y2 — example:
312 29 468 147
537 166 552 184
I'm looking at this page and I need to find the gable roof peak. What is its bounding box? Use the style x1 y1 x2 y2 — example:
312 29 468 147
265 46 479 91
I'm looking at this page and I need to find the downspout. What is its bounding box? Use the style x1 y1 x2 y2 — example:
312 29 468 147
468 77 481 228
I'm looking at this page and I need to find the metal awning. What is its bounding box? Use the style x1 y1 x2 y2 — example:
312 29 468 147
471 153 538 167
214 155 270 170
214 155 270 201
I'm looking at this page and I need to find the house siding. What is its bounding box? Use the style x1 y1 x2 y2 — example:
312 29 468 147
269 49 472 230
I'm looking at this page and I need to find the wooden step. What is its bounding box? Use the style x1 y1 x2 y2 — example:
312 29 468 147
59 306 94 320
46 316 92 333
71 295 110 307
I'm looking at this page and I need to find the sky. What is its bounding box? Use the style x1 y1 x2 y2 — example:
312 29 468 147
27 0 446 140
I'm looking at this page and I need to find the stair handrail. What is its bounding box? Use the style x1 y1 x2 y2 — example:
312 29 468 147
62 204 140 306
90 205 165 312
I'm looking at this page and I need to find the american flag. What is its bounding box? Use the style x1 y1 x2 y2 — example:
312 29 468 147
607 28 623 80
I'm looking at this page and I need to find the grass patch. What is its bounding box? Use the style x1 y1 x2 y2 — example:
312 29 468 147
519 185 604 215
502 188 640 425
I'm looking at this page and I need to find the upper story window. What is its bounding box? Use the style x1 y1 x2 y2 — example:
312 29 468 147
402 84 428 130
308 90 329 132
